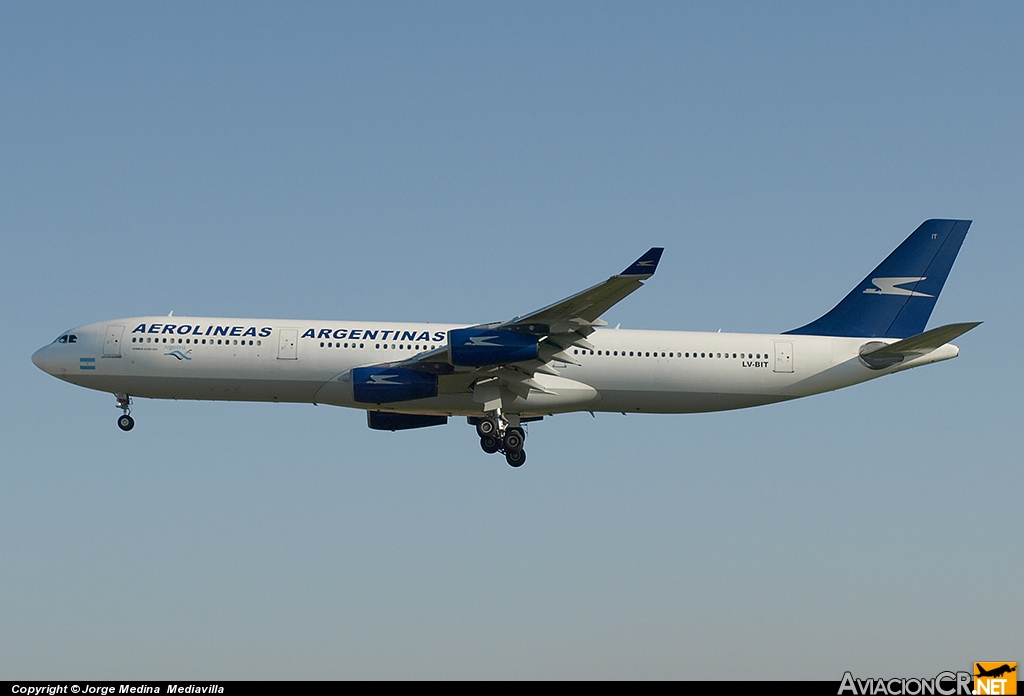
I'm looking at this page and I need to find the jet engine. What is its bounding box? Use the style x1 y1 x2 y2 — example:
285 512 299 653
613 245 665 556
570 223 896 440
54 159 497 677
352 367 438 404
448 327 540 367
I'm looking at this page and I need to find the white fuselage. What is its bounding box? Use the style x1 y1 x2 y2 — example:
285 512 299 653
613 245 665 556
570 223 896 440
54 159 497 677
31 316 960 417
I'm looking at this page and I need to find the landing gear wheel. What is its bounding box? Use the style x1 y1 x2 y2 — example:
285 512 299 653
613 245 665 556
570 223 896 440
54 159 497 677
476 419 497 438
117 415 135 431
505 449 526 467
480 435 501 454
503 427 525 452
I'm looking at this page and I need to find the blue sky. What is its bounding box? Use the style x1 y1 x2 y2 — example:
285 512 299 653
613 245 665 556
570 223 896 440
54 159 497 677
2 2 1021 679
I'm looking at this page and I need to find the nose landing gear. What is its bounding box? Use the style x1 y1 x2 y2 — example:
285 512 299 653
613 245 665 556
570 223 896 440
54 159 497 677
115 393 134 431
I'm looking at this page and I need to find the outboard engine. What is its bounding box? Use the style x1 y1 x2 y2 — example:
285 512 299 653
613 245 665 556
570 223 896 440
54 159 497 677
448 327 540 367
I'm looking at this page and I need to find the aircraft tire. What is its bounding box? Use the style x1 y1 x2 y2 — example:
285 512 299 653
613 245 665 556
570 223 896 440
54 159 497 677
503 428 525 452
505 449 526 467
480 435 501 454
476 419 497 438
117 415 135 431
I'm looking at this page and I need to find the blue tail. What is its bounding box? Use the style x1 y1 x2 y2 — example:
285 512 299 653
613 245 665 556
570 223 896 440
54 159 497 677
785 219 971 338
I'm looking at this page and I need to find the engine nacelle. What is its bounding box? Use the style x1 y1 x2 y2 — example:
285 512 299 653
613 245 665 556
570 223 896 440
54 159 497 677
367 411 448 431
352 367 438 404
448 327 540 367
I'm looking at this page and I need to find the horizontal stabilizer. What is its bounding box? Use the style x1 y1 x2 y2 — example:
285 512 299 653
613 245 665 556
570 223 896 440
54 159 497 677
859 322 981 369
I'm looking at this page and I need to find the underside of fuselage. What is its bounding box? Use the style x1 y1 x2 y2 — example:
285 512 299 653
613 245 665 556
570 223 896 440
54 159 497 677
55 371 790 416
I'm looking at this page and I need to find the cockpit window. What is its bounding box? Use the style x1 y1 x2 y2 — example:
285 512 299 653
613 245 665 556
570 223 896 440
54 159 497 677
68 335 77 343
57 335 67 344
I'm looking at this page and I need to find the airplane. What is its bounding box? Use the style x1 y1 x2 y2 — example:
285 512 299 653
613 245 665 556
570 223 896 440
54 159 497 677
32 219 978 468
975 664 1016 679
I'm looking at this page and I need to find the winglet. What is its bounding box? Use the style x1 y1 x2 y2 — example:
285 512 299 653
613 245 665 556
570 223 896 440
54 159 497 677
620 247 664 276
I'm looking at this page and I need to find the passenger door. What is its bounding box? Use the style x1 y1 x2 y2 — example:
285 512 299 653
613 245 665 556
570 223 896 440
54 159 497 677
773 341 793 373
103 325 124 357
277 329 298 360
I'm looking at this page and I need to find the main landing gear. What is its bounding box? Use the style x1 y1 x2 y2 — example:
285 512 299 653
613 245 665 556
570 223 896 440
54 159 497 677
475 414 527 467
115 393 134 431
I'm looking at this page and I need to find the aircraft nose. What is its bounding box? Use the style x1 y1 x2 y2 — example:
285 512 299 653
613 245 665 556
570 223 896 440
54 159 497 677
32 345 54 374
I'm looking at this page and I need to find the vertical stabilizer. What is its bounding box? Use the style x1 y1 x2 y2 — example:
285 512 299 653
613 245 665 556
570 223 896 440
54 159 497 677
785 219 971 338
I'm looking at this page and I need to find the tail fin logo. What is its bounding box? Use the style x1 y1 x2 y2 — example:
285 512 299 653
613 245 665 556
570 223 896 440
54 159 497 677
864 277 934 298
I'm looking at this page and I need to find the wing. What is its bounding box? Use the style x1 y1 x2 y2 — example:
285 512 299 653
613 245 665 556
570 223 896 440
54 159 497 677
498 246 665 334
357 247 664 401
